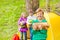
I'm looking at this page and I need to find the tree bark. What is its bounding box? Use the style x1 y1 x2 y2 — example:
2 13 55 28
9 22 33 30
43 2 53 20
26 0 39 13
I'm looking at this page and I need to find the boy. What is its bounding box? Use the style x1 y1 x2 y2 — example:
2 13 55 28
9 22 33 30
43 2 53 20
32 8 49 40
27 9 36 40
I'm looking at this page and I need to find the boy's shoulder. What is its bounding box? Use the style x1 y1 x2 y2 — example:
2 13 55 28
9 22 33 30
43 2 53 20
42 19 47 22
32 19 47 23
32 19 39 23
27 15 36 19
27 16 31 18
27 15 36 17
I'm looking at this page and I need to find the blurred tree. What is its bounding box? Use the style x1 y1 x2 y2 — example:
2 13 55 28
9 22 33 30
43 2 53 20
26 0 39 13
46 0 50 12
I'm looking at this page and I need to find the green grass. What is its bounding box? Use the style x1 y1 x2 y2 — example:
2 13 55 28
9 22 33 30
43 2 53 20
0 0 60 40
0 0 26 40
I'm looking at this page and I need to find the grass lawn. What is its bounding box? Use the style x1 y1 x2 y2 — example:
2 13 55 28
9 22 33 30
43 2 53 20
0 0 60 40
0 0 26 40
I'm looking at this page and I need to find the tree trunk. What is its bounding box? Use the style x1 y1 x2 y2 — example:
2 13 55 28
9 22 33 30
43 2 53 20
26 0 39 13
32 0 39 12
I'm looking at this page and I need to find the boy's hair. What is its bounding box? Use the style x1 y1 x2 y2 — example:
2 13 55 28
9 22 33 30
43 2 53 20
36 8 44 14
29 9 33 13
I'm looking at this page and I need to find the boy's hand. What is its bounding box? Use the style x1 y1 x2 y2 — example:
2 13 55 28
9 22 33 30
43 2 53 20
33 23 38 30
40 22 49 29
33 23 42 30
34 23 49 30
38 24 42 30
29 20 32 23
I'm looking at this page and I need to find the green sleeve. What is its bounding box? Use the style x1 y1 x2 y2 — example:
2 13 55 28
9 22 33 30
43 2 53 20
32 19 39 23
31 20 34 24
42 19 47 22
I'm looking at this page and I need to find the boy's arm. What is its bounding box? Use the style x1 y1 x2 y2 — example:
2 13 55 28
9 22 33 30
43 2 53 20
27 17 32 28
41 22 49 27
27 17 30 28
40 22 49 30
27 17 30 24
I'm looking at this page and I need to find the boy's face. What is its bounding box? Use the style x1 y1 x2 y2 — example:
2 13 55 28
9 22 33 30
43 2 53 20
37 12 44 19
29 13 33 16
